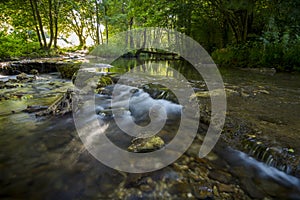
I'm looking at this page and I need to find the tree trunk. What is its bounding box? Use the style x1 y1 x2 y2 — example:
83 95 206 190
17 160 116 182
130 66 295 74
104 4 108 44
53 11 58 49
70 9 86 48
53 0 59 49
29 0 42 48
135 29 147 57
48 0 53 49
79 34 85 48
33 0 47 49
95 0 100 45
100 28 103 44
243 10 249 42
186 0 192 36
129 17 134 48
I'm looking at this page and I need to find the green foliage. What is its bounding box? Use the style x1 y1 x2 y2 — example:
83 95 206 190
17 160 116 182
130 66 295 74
97 75 113 89
212 38 300 71
0 0 299 71
90 40 125 58
211 44 252 68
0 32 40 59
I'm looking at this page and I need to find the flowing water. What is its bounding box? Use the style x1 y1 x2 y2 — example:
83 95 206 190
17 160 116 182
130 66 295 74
0 59 300 199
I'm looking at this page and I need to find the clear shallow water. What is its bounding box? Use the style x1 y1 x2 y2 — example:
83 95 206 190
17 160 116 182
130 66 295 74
0 59 300 199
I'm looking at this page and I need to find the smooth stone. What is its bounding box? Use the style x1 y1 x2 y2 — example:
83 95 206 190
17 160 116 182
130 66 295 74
169 182 192 194
139 184 153 193
208 169 232 184
128 136 165 153
218 183 235 193
16 72 28 80
193 185 214 199
173 163 189 171
213 185 220 196
30 69 39 75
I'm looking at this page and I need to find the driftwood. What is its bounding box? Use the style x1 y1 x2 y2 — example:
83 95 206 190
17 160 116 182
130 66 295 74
135 49 179 59
36 89 73 117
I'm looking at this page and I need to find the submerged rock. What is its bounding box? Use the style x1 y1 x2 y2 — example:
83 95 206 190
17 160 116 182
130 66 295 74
128 136 165 153
16 73 28 81
193 185 214 199
23 105 48 113
16 73 35 82
29 69 39 75
217 183 236 193
208 169 232 184
142 83 178 103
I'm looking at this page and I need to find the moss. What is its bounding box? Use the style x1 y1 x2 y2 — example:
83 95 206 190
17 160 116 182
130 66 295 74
97 75 114 87
95 75 114 93
57 63 81 79
128 136 165 153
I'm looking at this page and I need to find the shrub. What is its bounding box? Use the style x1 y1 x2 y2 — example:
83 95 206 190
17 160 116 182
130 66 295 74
212 39 300 72
0 32 41 59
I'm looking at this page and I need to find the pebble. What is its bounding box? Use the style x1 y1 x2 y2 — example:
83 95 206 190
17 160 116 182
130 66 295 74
218 183 235 193
213 185 220 196
187 192 193 198
193 185 214 199
173 163 189 171
169 182 191 194
139 184 152 193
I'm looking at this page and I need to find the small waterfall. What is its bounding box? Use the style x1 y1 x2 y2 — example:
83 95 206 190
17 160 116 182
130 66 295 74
242 135 296 175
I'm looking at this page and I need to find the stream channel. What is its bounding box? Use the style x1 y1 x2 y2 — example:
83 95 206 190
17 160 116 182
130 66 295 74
0 58 300 199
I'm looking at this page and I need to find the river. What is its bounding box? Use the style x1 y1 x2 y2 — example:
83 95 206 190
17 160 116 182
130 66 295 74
0 59 299 199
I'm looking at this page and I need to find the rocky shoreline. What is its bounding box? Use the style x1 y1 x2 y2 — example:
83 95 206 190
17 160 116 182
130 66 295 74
1 59 300 199
4 64 297 178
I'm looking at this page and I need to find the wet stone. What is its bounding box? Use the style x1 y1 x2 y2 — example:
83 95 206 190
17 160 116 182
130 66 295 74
16 72 35 82
173 163 189 171
16 73 28 80
193 185 214 199
217 183 235 193
29 69 39 75
4 82 22 89
239 177 265 199
213 185 219 197
188 171 204 182
169 182 192 195
139 184 153 193
208 170 232 184
142 177 156 189
128 136 165 153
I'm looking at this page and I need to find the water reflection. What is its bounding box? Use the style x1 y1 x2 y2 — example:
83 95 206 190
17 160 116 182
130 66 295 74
104 58 200 80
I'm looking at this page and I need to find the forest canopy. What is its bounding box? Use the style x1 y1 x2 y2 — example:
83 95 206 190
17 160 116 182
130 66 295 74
0 0 300 71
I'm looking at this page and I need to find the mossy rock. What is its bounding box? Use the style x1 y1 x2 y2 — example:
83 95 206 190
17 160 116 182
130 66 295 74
142 83 178 103
97 75 114 87
57 63 81 79
128 136 165 153
29 69 39 75
95 75 114 93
